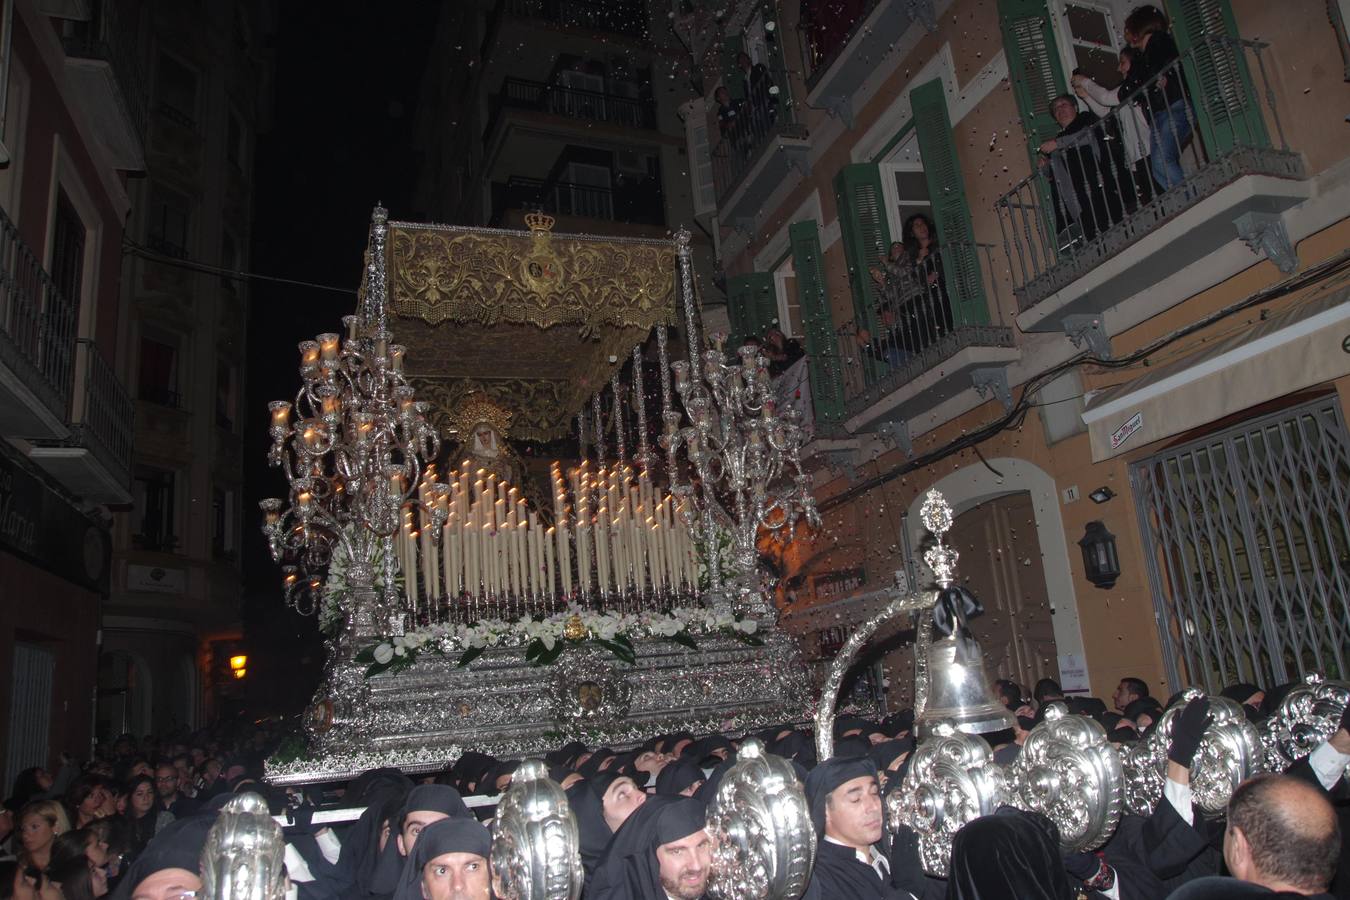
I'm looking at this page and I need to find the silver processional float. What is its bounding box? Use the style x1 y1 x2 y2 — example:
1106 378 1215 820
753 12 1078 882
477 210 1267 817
246 208 1350 900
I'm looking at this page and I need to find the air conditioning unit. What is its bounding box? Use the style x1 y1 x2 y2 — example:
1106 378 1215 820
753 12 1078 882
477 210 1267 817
616 150 649 178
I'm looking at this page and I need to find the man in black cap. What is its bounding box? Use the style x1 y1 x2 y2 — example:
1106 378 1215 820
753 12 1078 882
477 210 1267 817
588 795 711 900
114 813 217 900
391 817 492 900
397 785 471 858
592 772 648 833
803 756 897 899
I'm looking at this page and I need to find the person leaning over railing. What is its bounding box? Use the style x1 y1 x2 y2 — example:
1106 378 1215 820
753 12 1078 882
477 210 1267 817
1116 4 1192 192
1072 46 1157 210
1038 95 1128 245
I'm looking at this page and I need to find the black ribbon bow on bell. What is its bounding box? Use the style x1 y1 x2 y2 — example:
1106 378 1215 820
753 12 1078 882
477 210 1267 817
932 584 984 639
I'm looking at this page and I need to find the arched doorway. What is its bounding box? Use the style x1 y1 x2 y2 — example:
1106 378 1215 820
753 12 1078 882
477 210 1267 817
906 458 1087 689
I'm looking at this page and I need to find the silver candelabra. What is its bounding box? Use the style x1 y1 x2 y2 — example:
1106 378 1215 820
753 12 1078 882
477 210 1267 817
259 207 446 637
662 230 819 615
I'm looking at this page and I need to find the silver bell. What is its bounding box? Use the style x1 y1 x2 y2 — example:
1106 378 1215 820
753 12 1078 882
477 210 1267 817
915 632 1015 738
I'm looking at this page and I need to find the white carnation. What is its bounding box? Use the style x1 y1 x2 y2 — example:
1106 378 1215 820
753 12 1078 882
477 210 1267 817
372 643 394 664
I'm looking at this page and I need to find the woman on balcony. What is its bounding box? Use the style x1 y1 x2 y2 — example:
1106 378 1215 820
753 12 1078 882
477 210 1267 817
904 216 955 343
1117 5 1192 191
1071 46 1156 209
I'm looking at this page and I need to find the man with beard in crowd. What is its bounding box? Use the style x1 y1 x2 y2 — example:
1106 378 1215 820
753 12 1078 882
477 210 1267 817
587 795 711 900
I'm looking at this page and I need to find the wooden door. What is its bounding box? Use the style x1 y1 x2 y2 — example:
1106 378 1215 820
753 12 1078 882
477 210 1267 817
947 492 1060 690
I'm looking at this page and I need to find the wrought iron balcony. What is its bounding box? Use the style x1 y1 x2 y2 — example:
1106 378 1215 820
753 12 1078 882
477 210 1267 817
0 207 77 439
798 0 934 117
61 0 148 170
832 242 1018 434
29 339 134 505
501 0 648 38
493 77 656 131
994 36 1305 330
710 99 809 225
491 176 665 227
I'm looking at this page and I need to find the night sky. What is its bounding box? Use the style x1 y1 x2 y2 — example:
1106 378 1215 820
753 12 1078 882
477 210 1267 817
240 0 441 713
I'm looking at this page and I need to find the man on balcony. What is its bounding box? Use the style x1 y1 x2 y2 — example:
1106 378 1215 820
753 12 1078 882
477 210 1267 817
1039 94 1127 247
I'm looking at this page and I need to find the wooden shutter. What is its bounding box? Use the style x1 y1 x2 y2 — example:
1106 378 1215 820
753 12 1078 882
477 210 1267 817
1164 0 1267 153
721 33 747 100
998 0 1068 155
833 163 892 334
725 272 776 345
789 221 844 424
911 78 989 326
684 98 717 217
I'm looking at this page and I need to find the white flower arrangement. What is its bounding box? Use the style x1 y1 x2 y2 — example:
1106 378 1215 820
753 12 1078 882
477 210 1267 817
354 604 763 677
320 527 401 636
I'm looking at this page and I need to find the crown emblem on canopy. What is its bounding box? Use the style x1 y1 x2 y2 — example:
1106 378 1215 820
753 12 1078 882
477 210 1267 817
524 210 555 233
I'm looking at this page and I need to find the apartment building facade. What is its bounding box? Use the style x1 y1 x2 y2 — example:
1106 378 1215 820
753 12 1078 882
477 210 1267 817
1 0 139 787
411 0 711 259
693 0 1350 706
101 0 273 738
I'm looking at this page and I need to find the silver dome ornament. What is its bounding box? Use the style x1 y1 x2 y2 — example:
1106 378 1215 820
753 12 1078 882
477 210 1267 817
490 760 583 900
1121 690 1265 818
1007 703 1123 852
200 793 289 900
887 725 1006 877
1261 673 1350 771
706 738 815 900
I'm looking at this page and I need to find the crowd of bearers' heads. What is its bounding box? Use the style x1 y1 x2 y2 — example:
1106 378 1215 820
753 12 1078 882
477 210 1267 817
1033 678 1064 706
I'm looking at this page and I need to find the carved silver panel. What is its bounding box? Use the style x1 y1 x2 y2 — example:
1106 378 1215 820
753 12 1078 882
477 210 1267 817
1261 673 1350 771
706 738 815 900
491 760 583 900
887 727 1006 877
1006 703 1122 852
1120 690 1265 818
201 793 289 900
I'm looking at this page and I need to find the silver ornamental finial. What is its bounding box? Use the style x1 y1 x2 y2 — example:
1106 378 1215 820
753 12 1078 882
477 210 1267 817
920 489 958 588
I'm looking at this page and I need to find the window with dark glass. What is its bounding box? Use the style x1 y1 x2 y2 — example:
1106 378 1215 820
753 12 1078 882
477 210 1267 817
215 358 235 431
154 52 198 127
146 184 191 258
138 334 180 407
50 190 85 306
133 468 177 551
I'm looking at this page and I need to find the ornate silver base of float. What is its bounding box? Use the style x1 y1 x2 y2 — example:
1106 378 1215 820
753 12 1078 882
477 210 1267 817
267 628 810 785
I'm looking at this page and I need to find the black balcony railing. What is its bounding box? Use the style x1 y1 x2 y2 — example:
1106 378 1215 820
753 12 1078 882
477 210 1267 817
0 206 78 424
502 0 648 37
798 0 882 88
710 99 806 203
495 77 656 130
492 176 665 226
994 36 1303 311
62 0 149 144
73 339 134 491
832 243 1013 417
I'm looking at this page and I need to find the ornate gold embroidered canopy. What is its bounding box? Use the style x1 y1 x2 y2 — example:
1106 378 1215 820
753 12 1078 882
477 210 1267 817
383 216 676 442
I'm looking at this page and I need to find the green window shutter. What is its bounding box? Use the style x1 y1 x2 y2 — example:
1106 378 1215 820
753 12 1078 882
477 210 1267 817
725 275 752 347
1164 0 1267 153
789 221 844 424
998 0 1068 155
832 163 892 335
726 273 777 346
911 78 989 326
721 34 747 100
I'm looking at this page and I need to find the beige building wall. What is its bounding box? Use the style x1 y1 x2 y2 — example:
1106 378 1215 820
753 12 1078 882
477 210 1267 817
710 0 1350 702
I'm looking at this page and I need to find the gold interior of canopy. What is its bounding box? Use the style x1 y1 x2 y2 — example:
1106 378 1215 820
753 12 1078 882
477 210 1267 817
384 219 675 442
